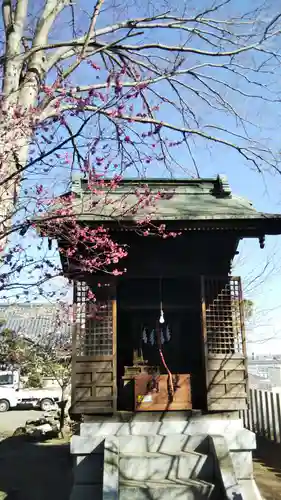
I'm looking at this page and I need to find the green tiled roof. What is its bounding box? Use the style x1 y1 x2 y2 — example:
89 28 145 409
67 174 280 223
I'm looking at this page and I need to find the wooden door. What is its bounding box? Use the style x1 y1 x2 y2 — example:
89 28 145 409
201 276 248 411
71 281 117 415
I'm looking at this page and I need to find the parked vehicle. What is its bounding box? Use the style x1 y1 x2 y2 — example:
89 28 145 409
0 369 60 412
0 369 19 388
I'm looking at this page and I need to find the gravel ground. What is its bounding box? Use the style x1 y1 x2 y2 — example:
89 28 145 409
0 410 280 500
0 408 72 500
0 409 43 436
0 436 72 500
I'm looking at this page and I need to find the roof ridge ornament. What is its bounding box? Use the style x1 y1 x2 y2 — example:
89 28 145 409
211 174 232 198
72 173 89 195
72 173 82 195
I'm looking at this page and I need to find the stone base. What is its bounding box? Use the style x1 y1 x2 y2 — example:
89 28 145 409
70 412 262 500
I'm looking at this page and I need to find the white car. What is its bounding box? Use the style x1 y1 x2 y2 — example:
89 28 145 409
0 386 60 412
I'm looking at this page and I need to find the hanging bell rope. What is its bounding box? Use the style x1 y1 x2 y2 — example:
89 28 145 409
157 276 174 400
159 276 165 324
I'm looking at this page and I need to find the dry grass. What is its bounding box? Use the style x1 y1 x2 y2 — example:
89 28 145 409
254 462 281 500
253 436 281 500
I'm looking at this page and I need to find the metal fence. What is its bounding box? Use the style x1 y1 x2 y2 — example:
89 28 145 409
240 388 281 443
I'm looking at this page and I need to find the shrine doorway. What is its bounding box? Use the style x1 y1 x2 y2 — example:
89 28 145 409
116 277 205 410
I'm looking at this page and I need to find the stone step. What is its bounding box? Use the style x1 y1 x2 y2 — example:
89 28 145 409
119 478 214 499
119 451 207 482
239 478 264 499
79 417 243 440
118 434 209 454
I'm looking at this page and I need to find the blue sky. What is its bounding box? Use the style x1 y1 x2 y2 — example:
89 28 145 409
198 159 281 355
2 0 281 354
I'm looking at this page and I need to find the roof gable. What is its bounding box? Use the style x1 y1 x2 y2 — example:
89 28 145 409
36 174 281 237
69 174 261 222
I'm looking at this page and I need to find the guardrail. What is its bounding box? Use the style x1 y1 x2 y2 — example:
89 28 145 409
240 388 281 443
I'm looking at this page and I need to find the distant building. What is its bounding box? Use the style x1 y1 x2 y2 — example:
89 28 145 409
248 373 272 391
248 357 281 387
0 303 71 348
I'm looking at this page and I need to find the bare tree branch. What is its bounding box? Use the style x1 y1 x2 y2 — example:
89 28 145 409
0 0 281 301
79 0 105 60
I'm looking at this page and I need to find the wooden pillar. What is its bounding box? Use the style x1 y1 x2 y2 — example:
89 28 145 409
70 278 117 415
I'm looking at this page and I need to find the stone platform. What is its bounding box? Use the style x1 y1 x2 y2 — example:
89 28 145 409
70 412 263 499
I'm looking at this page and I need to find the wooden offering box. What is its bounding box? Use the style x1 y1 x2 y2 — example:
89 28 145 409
135 373 192 411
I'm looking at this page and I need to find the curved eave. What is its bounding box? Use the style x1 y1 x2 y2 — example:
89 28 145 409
50 215 281 235
46 218 281 262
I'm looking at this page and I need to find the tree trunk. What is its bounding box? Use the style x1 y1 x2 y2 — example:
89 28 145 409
57 385 69 437
0 136 30 248
0 72 40 249
0 0 53 251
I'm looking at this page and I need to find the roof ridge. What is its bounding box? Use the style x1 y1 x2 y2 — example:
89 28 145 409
71 173 229 184
71 172 225 183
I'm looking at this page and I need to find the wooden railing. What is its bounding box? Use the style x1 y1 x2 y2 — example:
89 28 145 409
240 388 281 443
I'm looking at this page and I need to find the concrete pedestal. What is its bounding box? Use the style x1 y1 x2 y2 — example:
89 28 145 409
70 412 263 500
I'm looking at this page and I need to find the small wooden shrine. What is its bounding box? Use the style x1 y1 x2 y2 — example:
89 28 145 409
43 175 281 417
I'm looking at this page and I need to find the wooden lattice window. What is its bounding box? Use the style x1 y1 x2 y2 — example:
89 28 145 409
84 301 113 356
203 276 245 355
74 281 114 356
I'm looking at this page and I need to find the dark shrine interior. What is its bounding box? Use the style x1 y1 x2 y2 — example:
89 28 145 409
117 277 206 410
